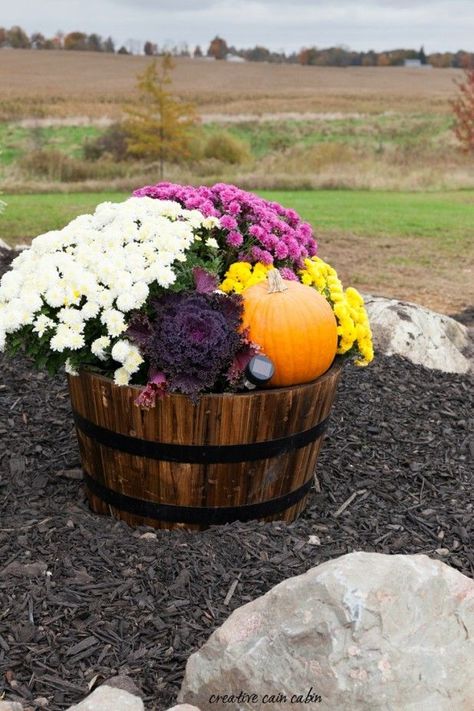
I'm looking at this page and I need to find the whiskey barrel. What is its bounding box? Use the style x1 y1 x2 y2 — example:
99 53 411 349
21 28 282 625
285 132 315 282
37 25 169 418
67 361 341 530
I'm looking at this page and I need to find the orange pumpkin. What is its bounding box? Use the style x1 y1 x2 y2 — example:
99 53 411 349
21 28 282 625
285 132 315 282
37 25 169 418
242 269 337 387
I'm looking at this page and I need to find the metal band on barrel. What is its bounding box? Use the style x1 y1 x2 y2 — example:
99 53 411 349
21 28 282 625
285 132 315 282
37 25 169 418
73 410 329 464
83 470 315 524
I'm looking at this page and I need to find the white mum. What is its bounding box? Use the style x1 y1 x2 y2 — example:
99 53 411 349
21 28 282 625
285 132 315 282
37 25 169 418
101 308 127 338
0 197 214 386
50 325 85 352
113 367 131 386
123 347 144 375
111 339 132 363
65 359 79 376
116 282 149 313
91 336 111 360
33 314 55 337
58 307 85 331
206 237 219 249
111 339 143 375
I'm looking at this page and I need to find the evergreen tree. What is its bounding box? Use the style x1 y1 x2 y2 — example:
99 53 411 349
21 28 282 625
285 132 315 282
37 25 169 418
30 32 46 49
87 33 103 51
124 55 199 178
104 36 115 53
144 41 156 56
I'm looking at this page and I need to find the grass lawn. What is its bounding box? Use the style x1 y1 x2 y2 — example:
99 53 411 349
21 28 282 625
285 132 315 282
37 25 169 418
0 193 128 243
1 189 473 244
0 114 451 165
0 189 472 314
261 190 474 247
1 115 471 192
217 113 452 158
0 124 102 166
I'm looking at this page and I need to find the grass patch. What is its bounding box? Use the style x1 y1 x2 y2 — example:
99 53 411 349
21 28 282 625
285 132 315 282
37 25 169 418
197 114 453 159
39 125 102 158
0 125 31 165
1 189 472 246
0 114 455 166
0 192 127 242
260 190 474 246
0 124 103 168
2 113 471 193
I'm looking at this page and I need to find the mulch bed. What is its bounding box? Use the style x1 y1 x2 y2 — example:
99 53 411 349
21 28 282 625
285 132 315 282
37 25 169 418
0 246 473 711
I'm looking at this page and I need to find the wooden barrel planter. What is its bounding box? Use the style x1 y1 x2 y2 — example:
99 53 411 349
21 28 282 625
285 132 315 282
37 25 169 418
67 360 342 531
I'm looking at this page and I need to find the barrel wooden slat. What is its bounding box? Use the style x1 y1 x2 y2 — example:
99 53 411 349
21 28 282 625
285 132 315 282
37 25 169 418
67 360 342 530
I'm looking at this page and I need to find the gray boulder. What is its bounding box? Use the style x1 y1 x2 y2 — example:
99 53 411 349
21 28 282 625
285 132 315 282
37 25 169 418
364 295 472 374
99 675 142 697
0 701 24 711
179 552 474 710
66 684 144 711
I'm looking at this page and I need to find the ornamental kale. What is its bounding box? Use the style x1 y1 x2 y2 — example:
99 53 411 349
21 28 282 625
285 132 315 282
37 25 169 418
127 285 257 403
133 182 318 276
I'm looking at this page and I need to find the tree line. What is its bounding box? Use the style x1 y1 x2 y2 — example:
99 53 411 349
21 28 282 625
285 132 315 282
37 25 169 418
208 37 473 68
0 26 119 53
1 26 473 68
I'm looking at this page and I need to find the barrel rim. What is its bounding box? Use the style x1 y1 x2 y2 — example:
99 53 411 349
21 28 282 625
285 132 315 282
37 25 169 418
72 357 343 400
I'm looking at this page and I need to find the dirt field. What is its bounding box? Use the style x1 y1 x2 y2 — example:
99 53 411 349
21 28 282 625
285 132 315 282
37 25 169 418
0 49 463 119
319 231 473 316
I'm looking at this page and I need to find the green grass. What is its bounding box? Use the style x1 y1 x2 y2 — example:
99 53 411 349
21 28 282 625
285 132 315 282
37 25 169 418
0 124 102 167
0 114 453 168
40 125 102 158
0 114 468 194
1 190 473 246
260 190 474 247
0 192 127 242
207 113 452 158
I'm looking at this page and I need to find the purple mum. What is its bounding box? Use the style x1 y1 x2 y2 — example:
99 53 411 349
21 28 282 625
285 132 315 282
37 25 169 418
133 182 318 269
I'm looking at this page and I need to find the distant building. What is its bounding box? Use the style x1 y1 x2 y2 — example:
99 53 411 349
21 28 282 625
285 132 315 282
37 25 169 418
404 59 432 68
225 54 246 63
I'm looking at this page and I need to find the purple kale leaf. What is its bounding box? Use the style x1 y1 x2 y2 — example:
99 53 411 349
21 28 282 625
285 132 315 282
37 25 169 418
193 266 219 294
127 290 253 400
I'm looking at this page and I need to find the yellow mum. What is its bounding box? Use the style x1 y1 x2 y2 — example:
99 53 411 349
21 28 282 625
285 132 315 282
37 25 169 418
299 256 374 366
220 261 271 294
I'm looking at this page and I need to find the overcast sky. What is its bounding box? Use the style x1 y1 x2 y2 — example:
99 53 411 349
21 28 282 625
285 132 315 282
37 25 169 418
3 0 474 54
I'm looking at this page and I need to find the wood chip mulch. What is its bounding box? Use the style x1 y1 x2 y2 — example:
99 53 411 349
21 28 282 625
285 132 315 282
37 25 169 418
0 247 472 710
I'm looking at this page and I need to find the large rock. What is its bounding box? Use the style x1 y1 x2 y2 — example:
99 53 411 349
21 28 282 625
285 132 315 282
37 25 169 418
364 295 472 374
66 684 144 711
179 552 474 710
0 702 24 711
99 675 142 697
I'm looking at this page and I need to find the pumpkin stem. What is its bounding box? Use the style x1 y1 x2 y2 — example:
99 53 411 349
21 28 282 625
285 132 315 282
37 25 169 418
267 268 288 294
